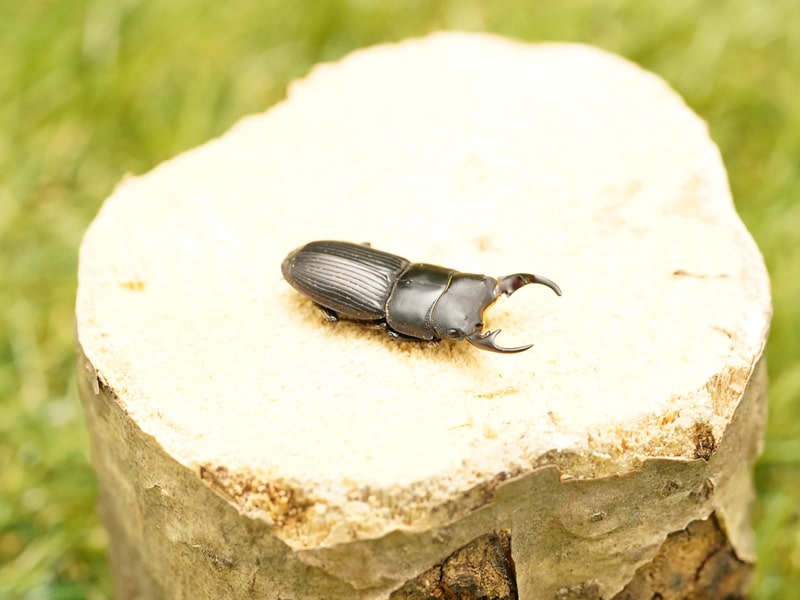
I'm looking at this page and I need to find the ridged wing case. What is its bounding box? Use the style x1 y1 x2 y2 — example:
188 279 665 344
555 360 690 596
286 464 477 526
282 241 410 320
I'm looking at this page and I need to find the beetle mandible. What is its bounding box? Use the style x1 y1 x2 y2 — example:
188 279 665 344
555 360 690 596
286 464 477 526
281 241 562 353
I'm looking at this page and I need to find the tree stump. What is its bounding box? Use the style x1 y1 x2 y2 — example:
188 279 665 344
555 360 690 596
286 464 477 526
76 32 771 599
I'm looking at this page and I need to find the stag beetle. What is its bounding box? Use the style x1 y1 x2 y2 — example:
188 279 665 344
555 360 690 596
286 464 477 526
281 241 561 353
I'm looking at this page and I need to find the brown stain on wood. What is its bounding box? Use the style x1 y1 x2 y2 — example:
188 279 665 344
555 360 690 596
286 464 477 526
119 280 146 291
199 464 313 529
390 530 518 600
693 421 718 460
474 387 519 400
612 513 752 600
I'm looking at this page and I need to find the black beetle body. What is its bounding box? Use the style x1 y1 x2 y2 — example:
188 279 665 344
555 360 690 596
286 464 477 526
281 241 561 353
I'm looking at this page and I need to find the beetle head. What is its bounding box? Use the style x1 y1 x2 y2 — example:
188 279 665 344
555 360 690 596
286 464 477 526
466 272 562 354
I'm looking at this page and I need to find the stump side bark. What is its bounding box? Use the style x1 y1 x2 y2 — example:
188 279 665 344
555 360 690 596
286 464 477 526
76 32 771 599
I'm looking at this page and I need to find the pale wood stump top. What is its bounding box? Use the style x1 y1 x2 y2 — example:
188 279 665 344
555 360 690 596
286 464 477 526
76 33 771 555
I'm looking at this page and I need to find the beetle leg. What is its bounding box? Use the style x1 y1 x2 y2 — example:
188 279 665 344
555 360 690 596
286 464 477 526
379 321 439 344
316 304 340 323
380 323 400 338
467 329 533 354
497 273 562 297
379 321 410 339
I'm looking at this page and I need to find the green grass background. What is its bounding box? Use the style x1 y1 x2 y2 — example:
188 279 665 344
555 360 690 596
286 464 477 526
1 1 798 598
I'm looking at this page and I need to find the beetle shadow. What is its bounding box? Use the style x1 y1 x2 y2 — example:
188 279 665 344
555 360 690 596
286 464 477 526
359 321 481 367
282 292 482 369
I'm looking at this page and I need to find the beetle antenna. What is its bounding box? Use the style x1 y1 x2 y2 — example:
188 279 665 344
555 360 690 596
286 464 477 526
497 273 562 297
466 329 533 354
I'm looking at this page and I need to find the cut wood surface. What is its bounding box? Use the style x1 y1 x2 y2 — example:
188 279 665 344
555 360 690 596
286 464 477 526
76 32 771 599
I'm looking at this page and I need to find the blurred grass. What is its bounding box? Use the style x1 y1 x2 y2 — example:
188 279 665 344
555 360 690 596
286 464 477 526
1 1 798 598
